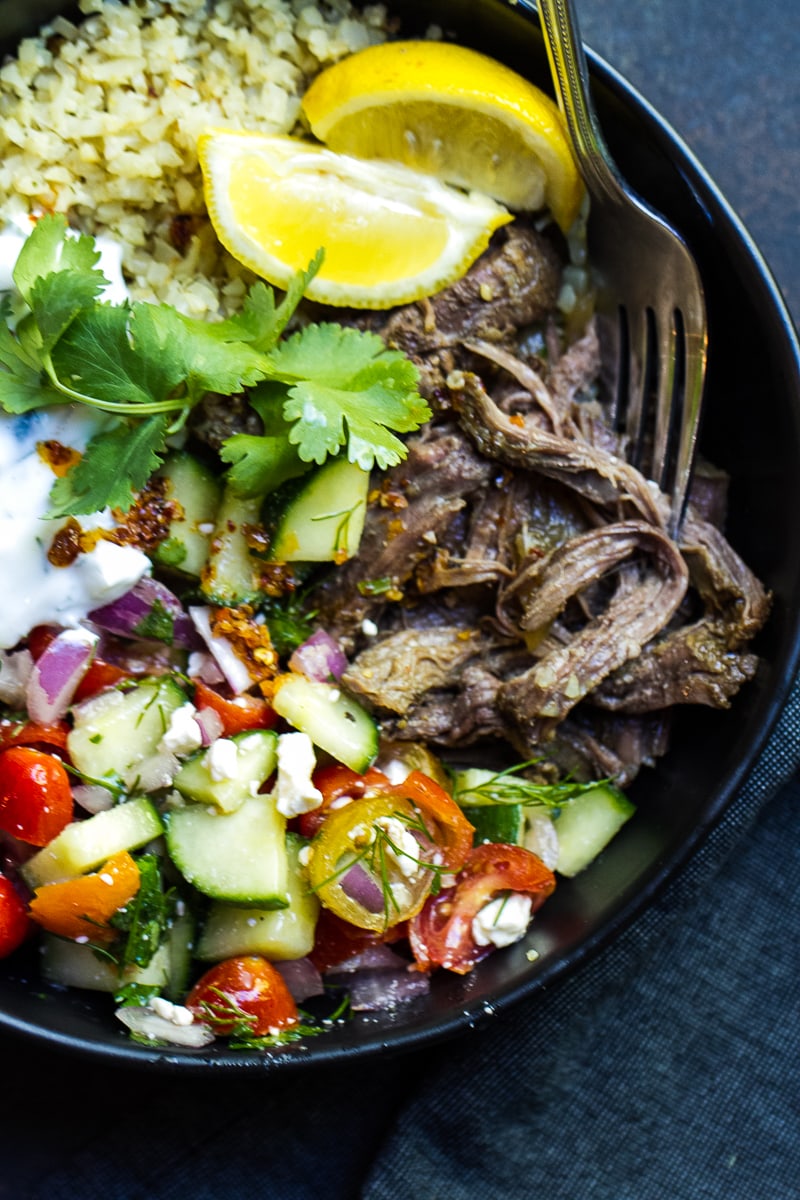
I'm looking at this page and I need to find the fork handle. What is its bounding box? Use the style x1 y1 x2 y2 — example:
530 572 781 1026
537 0 624 204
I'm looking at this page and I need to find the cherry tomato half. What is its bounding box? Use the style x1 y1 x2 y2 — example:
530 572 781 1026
298 764 392 839
73 658 131 702
0 876 31 958
193 681 277 737
0 747 74 846
0 718 70 755
409 842 556 974
28 850 141 943
186 955 298 1036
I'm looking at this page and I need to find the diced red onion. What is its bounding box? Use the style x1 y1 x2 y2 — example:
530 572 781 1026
187 650 226 686
89 577 197 648
0 648 34 707
26 628 98 723
340 863 386 913
115 1005 215 1048
194 705 225 747
289 628 348 681
188 606 253 695
323 943 409 974
344 968 431 1012
72 783 116 814
275 957 325 1003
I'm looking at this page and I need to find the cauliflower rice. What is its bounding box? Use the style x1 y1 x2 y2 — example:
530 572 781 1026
0 0 390 316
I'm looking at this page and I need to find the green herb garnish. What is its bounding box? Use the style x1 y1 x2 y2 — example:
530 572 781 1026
0 216 430 517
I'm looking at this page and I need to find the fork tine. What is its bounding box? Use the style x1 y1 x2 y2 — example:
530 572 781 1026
624 305 648 466
650 303 680 487
667 314 707 535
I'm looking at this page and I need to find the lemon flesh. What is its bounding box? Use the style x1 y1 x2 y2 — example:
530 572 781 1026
199 131 512 308
302 40 584 233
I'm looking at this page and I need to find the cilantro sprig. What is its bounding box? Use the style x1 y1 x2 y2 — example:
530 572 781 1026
0 216 430 516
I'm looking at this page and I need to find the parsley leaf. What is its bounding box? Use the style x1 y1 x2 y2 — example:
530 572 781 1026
271 324 429 469
47 415 169 516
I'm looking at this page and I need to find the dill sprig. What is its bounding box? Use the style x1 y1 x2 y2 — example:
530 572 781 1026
454 760 609 810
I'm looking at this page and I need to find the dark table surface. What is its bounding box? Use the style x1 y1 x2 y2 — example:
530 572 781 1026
1 2 798 1197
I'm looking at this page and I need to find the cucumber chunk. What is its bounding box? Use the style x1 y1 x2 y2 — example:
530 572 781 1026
201 484 264 605
68 676 188 784
173 730 278 813
451 767 504 807
553 784 635 877
153 450 221 578
267 456 370 562
462 804 525 845
196 834 319 961
40 936 171 993
272 674 378 773
21 796 164 889
165 792 288 906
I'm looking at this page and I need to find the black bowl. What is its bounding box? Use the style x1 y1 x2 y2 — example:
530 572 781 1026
1 0 799 1074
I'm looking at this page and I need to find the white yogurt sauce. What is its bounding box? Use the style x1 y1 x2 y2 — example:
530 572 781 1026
0 405 150 649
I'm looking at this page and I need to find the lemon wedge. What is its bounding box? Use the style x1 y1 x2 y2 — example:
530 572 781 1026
301 40 584 234
198 130 512 308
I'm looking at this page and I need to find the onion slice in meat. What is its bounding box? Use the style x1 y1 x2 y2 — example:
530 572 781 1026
26 627 98 723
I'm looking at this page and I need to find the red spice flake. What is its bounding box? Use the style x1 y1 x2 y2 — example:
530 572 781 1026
47 518 83 567
210 605 279 696
242 522 270 555
508 413 526 428
113 477 178 552
37 440 81 478
257 562 297 599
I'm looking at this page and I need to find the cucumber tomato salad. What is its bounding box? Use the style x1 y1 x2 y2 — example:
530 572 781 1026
0 217 634 1052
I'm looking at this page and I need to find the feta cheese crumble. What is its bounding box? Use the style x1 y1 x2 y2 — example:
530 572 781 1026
274 731 323 818
471 893 533 949
160 702 203 757
206 737 239 782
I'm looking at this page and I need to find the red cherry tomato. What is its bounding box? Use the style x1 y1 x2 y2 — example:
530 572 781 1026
409 842 556 974
0 876 31 958
0 718 70 755
0 747 74 846
73 658 131 702
193 681 277 737
186 955 298 1036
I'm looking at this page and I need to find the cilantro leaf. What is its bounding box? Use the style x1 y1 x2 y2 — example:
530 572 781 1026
212 252 323 353
48 302 271 411
13 213 106 304
220 432 312 498
0 315 60 414
30 268 109 353
50 303 183 407
270 323 428 468
47 416 168 516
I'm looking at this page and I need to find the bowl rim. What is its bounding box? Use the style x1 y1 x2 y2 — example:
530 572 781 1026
2 11 800 1076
